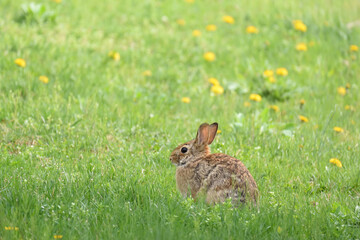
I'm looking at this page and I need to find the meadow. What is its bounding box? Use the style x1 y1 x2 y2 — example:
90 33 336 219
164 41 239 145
1 0 360 239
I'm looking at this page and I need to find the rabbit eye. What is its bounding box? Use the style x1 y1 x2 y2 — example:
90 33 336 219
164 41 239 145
181 147 188 153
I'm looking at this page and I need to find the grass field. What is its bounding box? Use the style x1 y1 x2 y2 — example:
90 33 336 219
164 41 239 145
1 0 360 239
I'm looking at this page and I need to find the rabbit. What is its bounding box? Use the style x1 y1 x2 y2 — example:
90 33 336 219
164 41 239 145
170 122 258 205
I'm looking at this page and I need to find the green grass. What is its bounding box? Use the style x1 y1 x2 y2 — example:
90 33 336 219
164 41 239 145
1 0 360 239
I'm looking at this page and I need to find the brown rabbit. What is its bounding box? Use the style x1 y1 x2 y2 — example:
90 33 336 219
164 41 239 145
170 122 258 205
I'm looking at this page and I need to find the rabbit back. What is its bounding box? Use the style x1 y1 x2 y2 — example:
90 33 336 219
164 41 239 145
176 153 258 205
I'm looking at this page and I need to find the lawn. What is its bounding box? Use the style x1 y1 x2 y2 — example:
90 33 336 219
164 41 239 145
1 0 360 239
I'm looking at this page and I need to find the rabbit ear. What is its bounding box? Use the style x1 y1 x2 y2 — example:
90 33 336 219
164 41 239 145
195 123 209 146
207 122 218 145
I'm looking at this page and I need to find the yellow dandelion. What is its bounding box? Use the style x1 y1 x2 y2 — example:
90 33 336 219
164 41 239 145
177 19 186 26
296 43 307 51
299 115 309 123
293 20 307 32
53 0 61 3
345 83 350 89
181 97 191 103
142 70 152 77
192 29 201 37
244 101 251 107
344 105 354 111
217 130 222 134
206 24 217 31
333 127 344 133
223 15 235 24
276 68 288 76
249 93 262 102
300 99 306 105
208 77 219 86
203 52 216 62
263 70 274 78
108 51 120 61
268 76 276 83
54 235 63 239
39 76 49 84
15 58 26 67
329 158 342 168
211 85 224 95
246 26 259 34
185 0 194 3
337 87 346 96
269 105 280 112
350 45 359 52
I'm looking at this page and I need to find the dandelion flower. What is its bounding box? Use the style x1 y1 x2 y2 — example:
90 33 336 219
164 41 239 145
244 101 251 107
203 52 216 62
54 235 63 239
246 26 259 34
296 43 307 51
181 97 191 103
293 20 307 32
345 83 350 89
268 76 276 83
344 105 354 111
276 68 288 76
208 77 219 86
337 87 346 96
109 51 120 61
15 58 26 67
350 45 359 52
217 130 222 134
329 158 342 168
185 0 194 3
192 30 201 37
53 0 61 3
300 99 305 105
177 19 186 26
223 15 235 24
206 24 217 31
211 85 224 95
269 105 280 112
299 115 309 123
142 70 152 77
39 76 49 84
333 127 344 133
249 93 262 102
263 70 274 78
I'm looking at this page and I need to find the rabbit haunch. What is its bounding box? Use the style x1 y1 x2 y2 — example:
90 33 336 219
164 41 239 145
170 122 258 205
